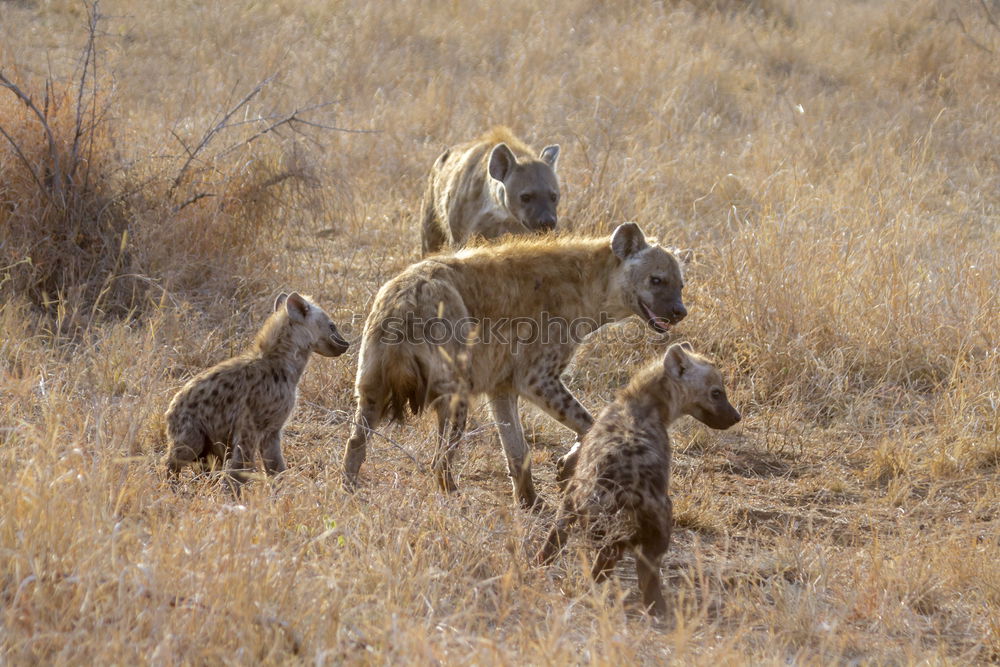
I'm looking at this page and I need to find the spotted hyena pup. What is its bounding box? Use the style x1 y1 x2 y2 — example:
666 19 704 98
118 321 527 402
343 222 688 509
536 342 741 616
164 292 349 486
421 126 560 254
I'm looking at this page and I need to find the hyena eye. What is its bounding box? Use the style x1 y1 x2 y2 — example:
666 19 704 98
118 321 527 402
550 192 558 203
711 389 723 400
520 193 532 203
650 276 662 285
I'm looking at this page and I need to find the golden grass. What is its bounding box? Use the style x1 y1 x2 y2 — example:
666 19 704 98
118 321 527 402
1 0 998 662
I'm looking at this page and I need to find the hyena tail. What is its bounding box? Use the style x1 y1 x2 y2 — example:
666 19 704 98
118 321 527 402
375 340 432 422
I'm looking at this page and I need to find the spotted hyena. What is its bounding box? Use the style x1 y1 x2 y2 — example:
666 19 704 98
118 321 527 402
421 126 561 254
536 342 741 616
164 292 349 486
342 222 689 509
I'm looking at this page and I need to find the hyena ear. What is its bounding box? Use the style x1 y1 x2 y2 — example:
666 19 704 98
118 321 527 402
285 292 310 321
488 143 516 182
610 222 649 260
273 292 289 312
664 342 691 378
539 144 560 170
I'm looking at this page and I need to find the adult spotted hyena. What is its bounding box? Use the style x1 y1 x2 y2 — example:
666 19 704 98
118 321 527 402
536 342 741 616
343 222 688 508
420 126 561 254
164 292 349 486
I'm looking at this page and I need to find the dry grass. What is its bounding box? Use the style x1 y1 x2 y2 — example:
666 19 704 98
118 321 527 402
1 0 998 663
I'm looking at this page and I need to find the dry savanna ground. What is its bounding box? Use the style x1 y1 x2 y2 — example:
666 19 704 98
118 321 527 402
1 0 998 663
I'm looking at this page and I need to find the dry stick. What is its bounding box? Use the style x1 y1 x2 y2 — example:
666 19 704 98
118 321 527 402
167 74 277 196
302 400 428 473
302 400 501 477
0 72 62 202
80 1 102 194
0 124 49 198
172 192 216 213
212 105 380 162
980 0 1000 31
72 1 99 185
948 10 994 53
171 94 378 196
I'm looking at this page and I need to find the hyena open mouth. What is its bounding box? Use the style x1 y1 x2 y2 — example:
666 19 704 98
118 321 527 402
640 300 673 333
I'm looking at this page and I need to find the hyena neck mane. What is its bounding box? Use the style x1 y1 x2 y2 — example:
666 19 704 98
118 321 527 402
453 237 619 321
478 126 531 152
619 360 685 426
252 310 315 382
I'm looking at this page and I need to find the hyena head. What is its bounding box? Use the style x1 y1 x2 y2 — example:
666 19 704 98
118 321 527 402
607 222 689 333
488 142 560 233
663 342 741 429
274 292 350 358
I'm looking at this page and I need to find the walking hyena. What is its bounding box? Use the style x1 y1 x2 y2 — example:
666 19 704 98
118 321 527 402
536 342 741 616
420 126 561 254
342 222 689 509
164 292 349 486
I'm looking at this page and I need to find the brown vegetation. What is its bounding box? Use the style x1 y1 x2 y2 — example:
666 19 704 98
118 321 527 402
1 0 998 663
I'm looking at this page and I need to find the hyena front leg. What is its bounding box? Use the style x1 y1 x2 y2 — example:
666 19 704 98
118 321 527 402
555 441 584 491
519 375 594 488
489 391 540 509
260 429 287 476
536 496 578 564
163 422 204 477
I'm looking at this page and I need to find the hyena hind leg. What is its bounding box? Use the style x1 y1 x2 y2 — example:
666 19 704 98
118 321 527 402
634 501 673 617
223 433 257 496
343 395 385 489
432 394 468 494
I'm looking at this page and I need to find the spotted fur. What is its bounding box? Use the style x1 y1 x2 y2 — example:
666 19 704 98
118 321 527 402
536 342 741 616
163 292 348 487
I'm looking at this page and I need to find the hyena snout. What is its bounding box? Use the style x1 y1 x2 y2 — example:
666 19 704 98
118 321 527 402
317 327 350 357
692 399 741 430
667 301 687 324
534 211 557 231
520 207 556 233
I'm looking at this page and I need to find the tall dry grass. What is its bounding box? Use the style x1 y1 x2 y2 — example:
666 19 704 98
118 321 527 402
1 0 998 663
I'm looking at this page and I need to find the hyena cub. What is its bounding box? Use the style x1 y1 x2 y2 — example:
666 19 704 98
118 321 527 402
164 292 349 486
421 126 560 254
537 342 741 616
